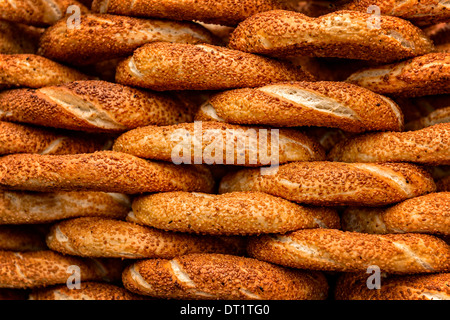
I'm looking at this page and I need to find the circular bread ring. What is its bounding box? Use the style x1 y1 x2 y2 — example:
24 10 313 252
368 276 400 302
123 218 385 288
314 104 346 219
328 123 450 165
29 281 147 300
0 81 195 132
0 226 47 251
228 10 433 63
38 14 217 66
346 53 450 97
0 0 88 27
341 192 450 235
0 21 42 54
218 161 436 206
129 191 340 235
0 250 124 289
335 272 450 300
0 151 215 194
0 54 91 89
195 81 404 133
91 0 291 26
405 106 450 130
114 42 314 91
0 121 110 155
247 228 450 274
0 191 130 224
112 121 326 166
122 253 329 300
339 0 450 26
46 217 247 258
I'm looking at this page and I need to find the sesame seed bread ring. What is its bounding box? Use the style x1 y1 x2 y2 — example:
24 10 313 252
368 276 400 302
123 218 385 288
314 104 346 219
340 0 450 26
346 53 450 97
219 161 436 206
0 81 194 133
342 192 450 235
335 272 450 300
130 191 340 236
46 217 247 259
38 14 217 66
0 54 91 90
195 81 404 133
0 0 88 27
0 250 124 289
228 10 433 63
328 123 450 165
112 121 326 167
91 0 291 27
114 42 314 91
0 21 43 54
122 253 329 300
247 229 450 274
0 191 130 224
0 226 47 251
0 151 215 194
0 121 109 155
405 106 450 130
30 281 147 300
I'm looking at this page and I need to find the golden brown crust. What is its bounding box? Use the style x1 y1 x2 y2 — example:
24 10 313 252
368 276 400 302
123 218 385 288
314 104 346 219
0 151 215 194
195 81 404 133
342 192 450 235
122 253 329 300
130 191 340 235
340 0 450 26
0 0 88 26
346 53 450 97
29 281 147 300
0 226 47 252
335 272 450 300
0 121 109 155
46 217 247 258
112 121 326 166
228 10 433 63
0 250 124 288
219 161 436 206
91 0 291 26
405 106 450 130
0 54 91 89
0 21 43 54
0 81 195 132
0 191 130 224
38 14 217 66
115 42 314 91
247 229 450 273
328 123 450 165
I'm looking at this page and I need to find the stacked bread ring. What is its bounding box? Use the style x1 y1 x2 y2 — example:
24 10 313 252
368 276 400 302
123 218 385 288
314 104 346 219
0 0 448 302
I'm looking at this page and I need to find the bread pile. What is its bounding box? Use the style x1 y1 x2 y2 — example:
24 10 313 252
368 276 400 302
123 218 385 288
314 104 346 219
0 0 448 301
